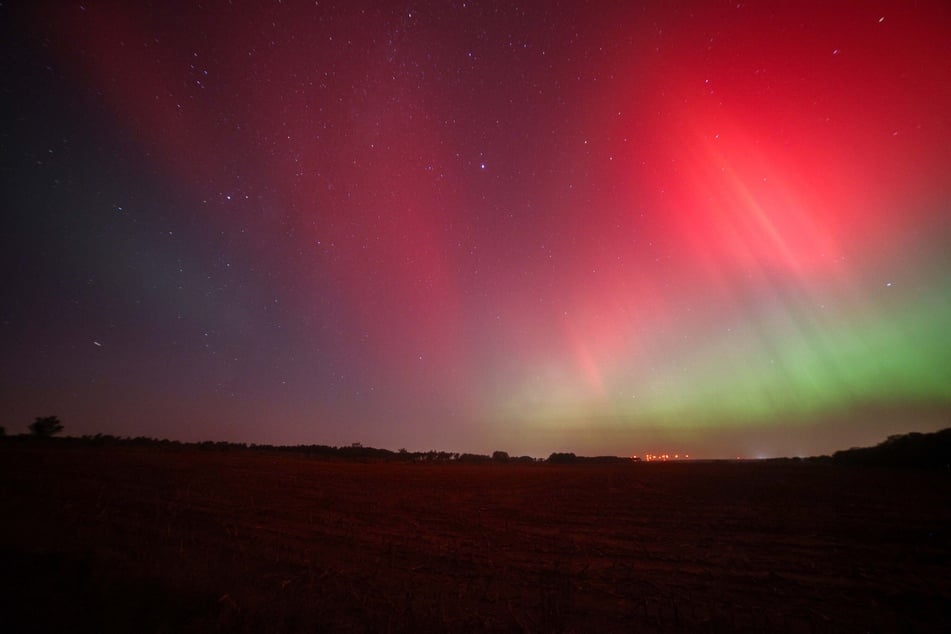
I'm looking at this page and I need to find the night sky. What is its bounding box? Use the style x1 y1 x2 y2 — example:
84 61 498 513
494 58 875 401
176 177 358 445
2 1 949 458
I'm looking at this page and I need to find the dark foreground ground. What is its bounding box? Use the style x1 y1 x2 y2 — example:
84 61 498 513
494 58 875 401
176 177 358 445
1 443 948 633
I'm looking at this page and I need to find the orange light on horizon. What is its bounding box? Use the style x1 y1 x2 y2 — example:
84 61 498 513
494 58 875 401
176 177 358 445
640 452 691 462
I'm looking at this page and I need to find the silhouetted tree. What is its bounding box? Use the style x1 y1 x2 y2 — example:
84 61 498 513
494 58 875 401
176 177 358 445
457 453 491 463
833 428 951 468
29 416 63 438
492 450 510 462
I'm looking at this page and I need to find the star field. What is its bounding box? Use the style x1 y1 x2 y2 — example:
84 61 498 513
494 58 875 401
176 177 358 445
1 1 949 457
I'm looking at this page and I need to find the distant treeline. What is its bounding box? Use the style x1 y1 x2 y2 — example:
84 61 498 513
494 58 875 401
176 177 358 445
832 428 951 469
0 433 635 464
546 452 635 464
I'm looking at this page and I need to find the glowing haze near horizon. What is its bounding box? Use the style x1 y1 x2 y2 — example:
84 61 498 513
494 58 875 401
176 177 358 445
1 1 948 458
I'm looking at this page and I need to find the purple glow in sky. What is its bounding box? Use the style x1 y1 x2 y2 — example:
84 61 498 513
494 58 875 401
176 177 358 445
1 1 949 457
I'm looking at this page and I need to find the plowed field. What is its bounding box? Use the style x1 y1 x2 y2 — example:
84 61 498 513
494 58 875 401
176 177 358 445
1 443 948 632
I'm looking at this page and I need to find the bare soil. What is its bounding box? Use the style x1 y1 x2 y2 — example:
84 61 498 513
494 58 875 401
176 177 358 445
1 442 948 632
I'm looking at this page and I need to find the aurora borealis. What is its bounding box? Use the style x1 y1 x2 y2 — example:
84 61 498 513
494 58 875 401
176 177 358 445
2 1 949 457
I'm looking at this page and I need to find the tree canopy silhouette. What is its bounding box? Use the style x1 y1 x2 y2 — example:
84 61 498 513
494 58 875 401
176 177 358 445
832 428 951 468
29 415 63 438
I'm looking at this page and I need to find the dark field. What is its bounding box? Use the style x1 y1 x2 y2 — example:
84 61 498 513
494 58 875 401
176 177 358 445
1 443 948 632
